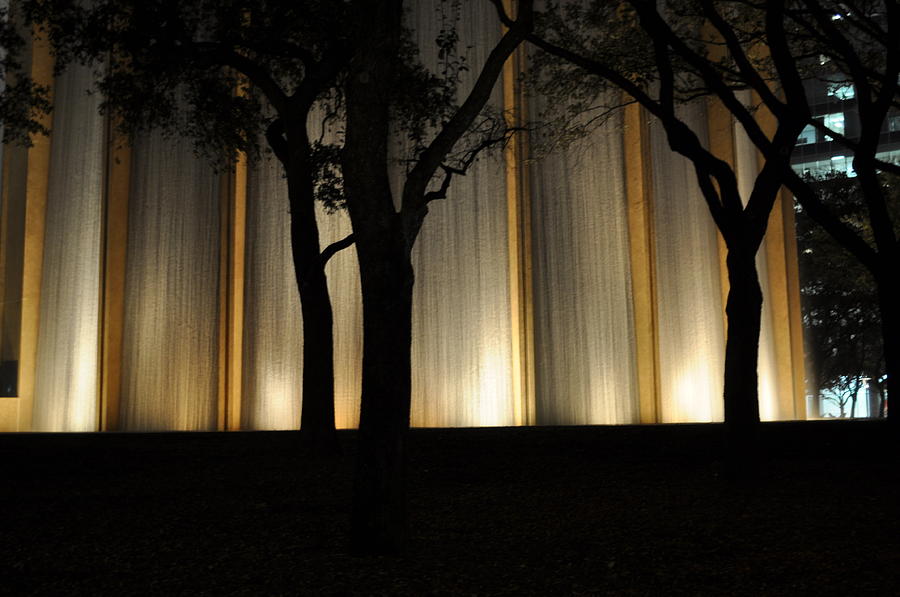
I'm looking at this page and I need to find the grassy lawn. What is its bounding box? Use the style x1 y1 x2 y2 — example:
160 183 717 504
1 422 897 595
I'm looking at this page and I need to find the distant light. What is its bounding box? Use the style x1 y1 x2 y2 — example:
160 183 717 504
831 155 845 161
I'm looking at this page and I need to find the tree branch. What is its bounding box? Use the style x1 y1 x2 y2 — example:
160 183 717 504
320 233 355 267
194 42 289 114
784 168 880 272
265 118 289 163
403 0 533 212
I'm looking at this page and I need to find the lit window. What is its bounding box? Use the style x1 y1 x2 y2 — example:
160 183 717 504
797 124 817 145
827 83 855 100
823 112 845 140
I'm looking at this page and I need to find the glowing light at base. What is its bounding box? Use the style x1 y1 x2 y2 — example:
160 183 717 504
33 64 104 432
671 361 723 423
25 3 800 432
650 105 727 423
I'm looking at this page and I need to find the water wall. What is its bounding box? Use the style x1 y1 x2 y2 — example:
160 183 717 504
32 64 105 431
119 132 221 431
529 95 639 424
406 0 515 427
242 141 363 430
650 105 726 422
18 4 803 431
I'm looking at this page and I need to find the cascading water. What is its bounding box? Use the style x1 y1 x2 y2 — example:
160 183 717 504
406 0 515 427
529 95 640 425
22 4 803 432
241 138 363 430
33 63 105 431
650 104 727 422
119 131 220 431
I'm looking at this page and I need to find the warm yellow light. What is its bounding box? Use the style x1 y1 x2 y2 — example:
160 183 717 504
472 349 513 427
671 359 723 423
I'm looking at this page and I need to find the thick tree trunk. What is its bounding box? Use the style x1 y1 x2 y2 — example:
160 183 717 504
339 0 407 553
350 228 414 553
722 244 763 466
875 267 899 425
286 171 339 456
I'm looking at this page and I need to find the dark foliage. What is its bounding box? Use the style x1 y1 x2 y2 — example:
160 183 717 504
798 173 898 416
0 5 53 144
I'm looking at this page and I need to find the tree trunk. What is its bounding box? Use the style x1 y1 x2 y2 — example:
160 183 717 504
722 244 763 467
286 170 339 456
875 267 899 425
350 227 414 553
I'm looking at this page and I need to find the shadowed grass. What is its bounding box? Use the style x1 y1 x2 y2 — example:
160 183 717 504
1 421 897 595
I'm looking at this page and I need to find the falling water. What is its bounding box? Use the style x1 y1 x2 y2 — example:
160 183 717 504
241 155 303 430
529 96 639 425
241 142 363 430
650 104 727 422
33 64 104 431
119 132 220 431
18 4 805 432
403 0 515 427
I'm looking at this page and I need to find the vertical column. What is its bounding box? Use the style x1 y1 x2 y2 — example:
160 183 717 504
14 29 54 431
0 134 25 432
99 128 130 431
502 0 535 426
217 154 247 431
623 102 661 423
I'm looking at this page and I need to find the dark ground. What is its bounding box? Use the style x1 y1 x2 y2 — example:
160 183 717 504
1 421 898 596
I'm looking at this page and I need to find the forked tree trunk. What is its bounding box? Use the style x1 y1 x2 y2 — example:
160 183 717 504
286 170 339 456
350 226 414 553
722 243 763 466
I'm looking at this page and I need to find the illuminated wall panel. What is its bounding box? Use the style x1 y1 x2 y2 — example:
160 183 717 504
9 4 808 432
118 132 221 431
33 64 104 431
406 0 515 427
650 105 727 422
241 149 363 430
529 97 639 425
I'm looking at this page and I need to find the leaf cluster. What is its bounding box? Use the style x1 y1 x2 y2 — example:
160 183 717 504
22 0 358 166
0 5 53 144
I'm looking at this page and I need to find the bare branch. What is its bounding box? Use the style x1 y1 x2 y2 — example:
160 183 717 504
320 233 355 266
403 0 534 211
423 165 457 203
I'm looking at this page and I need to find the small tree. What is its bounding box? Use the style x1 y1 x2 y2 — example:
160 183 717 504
797 173 891 417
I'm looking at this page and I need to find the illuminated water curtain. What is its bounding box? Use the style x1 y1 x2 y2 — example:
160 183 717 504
0 1 806 432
